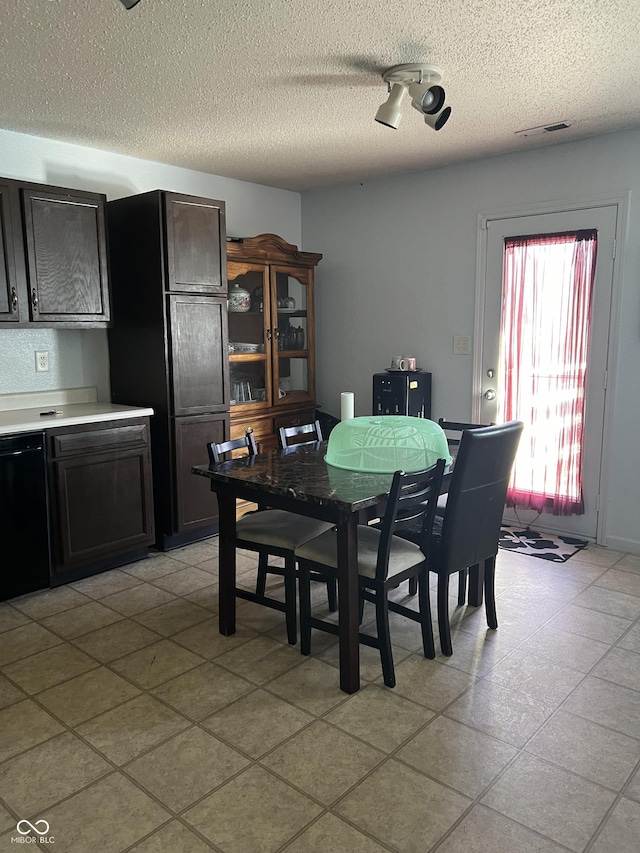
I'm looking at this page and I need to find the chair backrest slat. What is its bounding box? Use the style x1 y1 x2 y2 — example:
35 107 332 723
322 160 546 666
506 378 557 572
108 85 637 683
438 418 490 447
278 420 323 449
375 458 446 581
207 429 257 465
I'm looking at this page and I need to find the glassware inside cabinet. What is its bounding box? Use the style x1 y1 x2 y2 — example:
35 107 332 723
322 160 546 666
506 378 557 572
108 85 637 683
229 360 267 406
275 271 308 353
228 270 265 355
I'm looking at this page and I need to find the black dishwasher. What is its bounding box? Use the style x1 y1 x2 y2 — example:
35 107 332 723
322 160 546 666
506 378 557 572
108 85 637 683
0 432 51 602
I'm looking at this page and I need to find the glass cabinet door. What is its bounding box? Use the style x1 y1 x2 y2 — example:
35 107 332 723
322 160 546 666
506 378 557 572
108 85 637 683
227 265 271 411
270 265 314 407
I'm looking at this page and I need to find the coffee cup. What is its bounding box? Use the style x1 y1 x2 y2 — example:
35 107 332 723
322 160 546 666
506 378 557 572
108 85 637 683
390 356 417 371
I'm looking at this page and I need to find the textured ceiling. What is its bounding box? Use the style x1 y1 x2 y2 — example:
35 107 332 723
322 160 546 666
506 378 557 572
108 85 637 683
1 0 640 192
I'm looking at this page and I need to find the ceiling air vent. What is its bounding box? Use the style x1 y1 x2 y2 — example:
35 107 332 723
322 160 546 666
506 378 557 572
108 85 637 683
515 121 571 138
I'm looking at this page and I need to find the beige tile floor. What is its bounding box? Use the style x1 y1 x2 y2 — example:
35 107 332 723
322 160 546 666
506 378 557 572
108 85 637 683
1 541 640 852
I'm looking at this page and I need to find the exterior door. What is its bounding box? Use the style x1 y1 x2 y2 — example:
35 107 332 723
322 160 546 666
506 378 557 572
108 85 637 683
479 206 617 540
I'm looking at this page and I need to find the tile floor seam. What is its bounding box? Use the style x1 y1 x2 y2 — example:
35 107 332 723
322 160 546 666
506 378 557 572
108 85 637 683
0 650 102 697
581 790 634 853
118 817 222 853
464 801 579 853
555 671 640 736
276 810 398 853
112 725 255 815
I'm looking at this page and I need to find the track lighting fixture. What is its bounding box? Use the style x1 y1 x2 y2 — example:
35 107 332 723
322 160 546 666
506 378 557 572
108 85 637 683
119 0 142 8
374 84 408 130
375 64 451 132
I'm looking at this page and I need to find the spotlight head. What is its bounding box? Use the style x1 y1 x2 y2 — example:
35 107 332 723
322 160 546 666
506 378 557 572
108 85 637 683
374 83 408 130
376 63 451 132
119 0 142 8
408 83 446 116
424 105 452 131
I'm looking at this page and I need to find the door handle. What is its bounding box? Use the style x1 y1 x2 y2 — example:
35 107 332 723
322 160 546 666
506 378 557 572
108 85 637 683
484 389 496 401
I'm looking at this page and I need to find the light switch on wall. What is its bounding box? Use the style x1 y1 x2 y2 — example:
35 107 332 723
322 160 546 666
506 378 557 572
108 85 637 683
453 336 471 355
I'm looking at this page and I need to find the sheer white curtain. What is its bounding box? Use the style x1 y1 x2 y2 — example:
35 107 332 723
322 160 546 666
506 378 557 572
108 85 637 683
498 230 598 515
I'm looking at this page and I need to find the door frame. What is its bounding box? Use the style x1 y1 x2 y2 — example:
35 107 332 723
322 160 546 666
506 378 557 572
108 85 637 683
473 192 630 546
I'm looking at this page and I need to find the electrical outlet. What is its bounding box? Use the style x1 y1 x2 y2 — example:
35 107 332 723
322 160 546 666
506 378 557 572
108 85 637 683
35 351 49 373
453 336 471 355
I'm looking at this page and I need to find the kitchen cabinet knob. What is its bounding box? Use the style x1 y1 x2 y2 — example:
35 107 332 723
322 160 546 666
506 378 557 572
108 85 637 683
11 288 18 310
266 329 273 341
484 389 496 401
31 289 39 310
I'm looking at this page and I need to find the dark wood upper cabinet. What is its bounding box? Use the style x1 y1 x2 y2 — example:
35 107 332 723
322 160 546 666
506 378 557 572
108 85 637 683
164 193 226 294
0 182 20 322
0 177 111 328
22 188 110 323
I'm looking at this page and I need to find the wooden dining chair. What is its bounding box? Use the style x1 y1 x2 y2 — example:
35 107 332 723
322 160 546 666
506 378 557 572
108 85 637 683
276 420 337 611
207 429 335 644
277 419 323 449
295 459 446 688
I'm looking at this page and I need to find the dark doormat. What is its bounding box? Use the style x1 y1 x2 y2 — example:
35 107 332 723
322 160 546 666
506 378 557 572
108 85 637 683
499 525 589 562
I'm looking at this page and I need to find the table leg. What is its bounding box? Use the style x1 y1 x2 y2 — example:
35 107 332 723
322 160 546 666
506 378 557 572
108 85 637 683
217 488 237 636
336 518 360 693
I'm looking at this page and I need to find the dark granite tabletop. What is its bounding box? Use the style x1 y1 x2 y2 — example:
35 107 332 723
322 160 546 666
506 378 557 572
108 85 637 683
192 441 396 515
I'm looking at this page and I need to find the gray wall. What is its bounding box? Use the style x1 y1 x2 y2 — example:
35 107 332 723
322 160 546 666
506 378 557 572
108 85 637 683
0 128 301 399
302 129 640 554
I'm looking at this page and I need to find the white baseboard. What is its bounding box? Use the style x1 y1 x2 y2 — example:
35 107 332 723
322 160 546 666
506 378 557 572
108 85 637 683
603 536 640 556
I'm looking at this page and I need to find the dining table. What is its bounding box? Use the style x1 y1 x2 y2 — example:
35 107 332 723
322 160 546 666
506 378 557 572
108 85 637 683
192 440 406 693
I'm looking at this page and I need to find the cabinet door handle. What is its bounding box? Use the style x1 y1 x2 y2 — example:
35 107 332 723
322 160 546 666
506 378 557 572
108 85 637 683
266 329 273 341
11 288 18 310
31 289 39 310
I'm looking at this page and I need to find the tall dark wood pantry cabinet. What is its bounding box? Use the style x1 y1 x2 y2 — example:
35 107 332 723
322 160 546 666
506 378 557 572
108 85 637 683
107 191 229 550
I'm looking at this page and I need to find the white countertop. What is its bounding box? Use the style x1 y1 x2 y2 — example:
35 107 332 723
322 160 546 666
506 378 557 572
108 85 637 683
0 401 154 437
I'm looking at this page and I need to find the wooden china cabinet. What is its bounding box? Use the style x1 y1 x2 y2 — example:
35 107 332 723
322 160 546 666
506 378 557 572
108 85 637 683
226 234 321 451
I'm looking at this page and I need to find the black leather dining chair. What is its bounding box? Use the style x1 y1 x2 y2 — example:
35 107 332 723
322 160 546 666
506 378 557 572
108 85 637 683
207 430 335 644
294 459 446 688
406 421 524 656
409 418 492 604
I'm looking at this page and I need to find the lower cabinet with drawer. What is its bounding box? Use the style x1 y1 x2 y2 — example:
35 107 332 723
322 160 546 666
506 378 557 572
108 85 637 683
47 417 155 581
230 408 317 453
